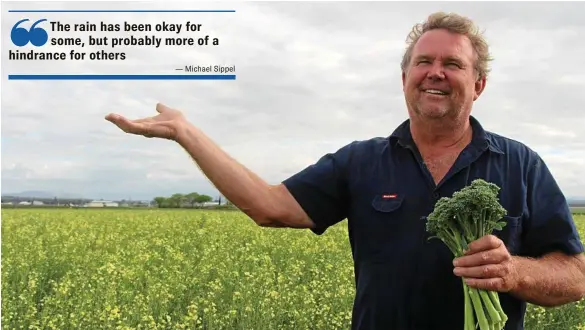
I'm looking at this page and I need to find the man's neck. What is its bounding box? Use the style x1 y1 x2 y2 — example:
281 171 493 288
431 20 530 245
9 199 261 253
410 116 472 151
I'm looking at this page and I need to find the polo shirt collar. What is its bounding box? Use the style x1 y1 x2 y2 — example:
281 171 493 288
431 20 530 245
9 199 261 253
389 115 505 155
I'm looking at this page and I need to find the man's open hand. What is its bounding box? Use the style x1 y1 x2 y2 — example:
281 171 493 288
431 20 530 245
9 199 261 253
105 103 185 141
452 235 520 292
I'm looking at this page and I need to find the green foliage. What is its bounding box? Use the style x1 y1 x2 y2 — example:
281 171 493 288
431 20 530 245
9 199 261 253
152 193 216 209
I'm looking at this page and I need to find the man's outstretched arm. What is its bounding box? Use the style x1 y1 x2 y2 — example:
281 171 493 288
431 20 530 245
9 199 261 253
105 103 314 229
176 119 314 228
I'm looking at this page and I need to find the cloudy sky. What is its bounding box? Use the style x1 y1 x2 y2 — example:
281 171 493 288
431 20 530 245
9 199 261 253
2 1 585 201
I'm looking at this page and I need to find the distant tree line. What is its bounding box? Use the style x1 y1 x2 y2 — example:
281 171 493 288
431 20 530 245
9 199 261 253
152 192 233 209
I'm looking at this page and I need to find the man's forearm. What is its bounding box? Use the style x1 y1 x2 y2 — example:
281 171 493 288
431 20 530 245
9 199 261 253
510 252 585 307
174 122 279 224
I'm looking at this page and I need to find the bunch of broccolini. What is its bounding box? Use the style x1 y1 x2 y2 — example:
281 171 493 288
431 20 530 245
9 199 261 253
426 179 509 330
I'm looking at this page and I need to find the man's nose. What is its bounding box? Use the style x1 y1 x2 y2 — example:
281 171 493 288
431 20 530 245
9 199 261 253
426 62 445 80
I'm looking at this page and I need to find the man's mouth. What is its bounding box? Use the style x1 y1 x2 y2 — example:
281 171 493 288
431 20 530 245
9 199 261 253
423 89 449 95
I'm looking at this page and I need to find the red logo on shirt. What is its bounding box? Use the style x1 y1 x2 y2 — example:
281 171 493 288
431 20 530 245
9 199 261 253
382 194 397 199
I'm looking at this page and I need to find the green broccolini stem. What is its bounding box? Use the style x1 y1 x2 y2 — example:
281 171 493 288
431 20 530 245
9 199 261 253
469 287 490 330
479 290 502 324
481 215 485 236
463 281 475 330
452 227 465 257
488 291 508 323
455 213 474 248
441 222 466 257
483 208 491 236
437 226 458 256
471 216 477 239
478 212 484 237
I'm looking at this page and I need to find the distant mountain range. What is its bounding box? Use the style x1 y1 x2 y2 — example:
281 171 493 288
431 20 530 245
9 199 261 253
2 190 86 199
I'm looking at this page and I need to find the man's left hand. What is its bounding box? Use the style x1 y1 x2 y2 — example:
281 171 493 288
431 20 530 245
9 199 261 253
452 235 520 292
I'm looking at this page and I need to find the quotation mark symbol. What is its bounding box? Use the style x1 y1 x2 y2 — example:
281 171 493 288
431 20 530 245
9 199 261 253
11 18 49 47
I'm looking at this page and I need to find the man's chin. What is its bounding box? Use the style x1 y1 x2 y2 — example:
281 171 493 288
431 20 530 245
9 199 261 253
417 108 450 119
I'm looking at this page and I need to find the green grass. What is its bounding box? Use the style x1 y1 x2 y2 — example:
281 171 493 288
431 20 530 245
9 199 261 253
1 209 584 329
524 213 585 330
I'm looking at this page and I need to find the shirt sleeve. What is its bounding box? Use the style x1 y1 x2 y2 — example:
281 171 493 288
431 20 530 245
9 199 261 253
520 154 585 257
281 142 354 235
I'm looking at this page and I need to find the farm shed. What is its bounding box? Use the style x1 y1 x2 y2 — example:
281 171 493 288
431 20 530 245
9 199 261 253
85 200 119 207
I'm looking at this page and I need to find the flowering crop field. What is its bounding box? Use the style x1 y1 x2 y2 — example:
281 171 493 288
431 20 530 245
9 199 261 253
1 209 584 330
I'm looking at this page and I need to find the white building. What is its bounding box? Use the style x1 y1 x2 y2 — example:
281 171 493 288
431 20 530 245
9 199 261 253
84 200 119 207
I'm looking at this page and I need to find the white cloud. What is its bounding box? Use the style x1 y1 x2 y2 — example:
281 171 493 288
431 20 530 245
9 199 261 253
2 1 585 200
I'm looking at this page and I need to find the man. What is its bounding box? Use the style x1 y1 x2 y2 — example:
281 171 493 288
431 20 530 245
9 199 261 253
106 12 585 330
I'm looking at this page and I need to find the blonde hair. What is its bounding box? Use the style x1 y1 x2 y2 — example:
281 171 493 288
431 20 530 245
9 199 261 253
400 12 493 80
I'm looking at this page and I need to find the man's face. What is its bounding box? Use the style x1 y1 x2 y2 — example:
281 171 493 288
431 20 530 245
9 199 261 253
402 29 486 122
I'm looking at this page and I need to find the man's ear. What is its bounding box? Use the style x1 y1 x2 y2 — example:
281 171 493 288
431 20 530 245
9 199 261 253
402 71 406 90
474 75 487 101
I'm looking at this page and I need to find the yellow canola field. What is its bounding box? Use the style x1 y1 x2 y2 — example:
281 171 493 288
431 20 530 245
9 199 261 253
2 209 584 330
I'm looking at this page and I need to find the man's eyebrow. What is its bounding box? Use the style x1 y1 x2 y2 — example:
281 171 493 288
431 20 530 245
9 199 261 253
414 54 432 60
443 56 464 63
413 54 465 63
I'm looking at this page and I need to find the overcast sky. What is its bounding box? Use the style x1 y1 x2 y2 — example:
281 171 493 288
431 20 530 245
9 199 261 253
2 1 585 201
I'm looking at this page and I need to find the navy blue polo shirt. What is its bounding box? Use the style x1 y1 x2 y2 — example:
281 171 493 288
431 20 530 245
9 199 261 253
282 116 584 330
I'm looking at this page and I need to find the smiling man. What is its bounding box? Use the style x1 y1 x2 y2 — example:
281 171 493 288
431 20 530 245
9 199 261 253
106 12 585 330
